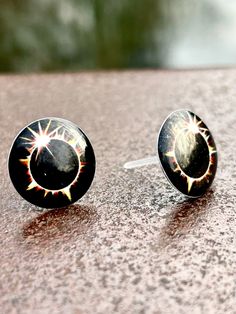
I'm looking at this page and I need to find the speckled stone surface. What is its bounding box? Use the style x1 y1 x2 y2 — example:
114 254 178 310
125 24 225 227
0 70 235 314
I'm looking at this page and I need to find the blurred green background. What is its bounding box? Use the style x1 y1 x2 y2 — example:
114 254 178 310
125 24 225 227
1 0 236 72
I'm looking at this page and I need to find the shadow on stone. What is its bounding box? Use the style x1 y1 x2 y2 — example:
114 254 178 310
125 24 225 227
158 189 215 247
22 204 98 244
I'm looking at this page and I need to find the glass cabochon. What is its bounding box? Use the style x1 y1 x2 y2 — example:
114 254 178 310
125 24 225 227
157 110 217 197
8 118 95 208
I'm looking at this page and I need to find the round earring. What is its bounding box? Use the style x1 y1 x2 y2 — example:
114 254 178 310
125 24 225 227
8 117 96 208
124 110 217 198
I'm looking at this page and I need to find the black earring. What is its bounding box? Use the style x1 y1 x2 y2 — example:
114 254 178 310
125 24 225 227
124 110 217 198
8 117 96 208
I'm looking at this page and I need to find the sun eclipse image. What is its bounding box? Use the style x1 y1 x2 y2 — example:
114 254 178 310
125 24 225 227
157 110 217 197
8 118 95 208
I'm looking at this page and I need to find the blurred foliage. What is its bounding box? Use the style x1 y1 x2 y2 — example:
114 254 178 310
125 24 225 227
0 0 165 72
1 0 236 72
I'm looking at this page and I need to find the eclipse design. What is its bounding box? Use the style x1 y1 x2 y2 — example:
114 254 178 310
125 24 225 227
157 110 217 197
9 118 96 208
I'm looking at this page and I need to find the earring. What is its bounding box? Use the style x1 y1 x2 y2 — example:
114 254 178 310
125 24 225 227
124 110 217 198
8 117 96 208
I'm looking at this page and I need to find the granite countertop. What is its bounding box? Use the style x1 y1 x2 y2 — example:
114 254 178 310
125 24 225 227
0 70 235 314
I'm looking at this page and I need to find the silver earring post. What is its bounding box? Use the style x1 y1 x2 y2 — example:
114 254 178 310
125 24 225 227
123 156 158 169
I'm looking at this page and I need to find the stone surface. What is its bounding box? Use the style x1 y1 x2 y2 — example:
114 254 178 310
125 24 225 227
0 70 235 314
